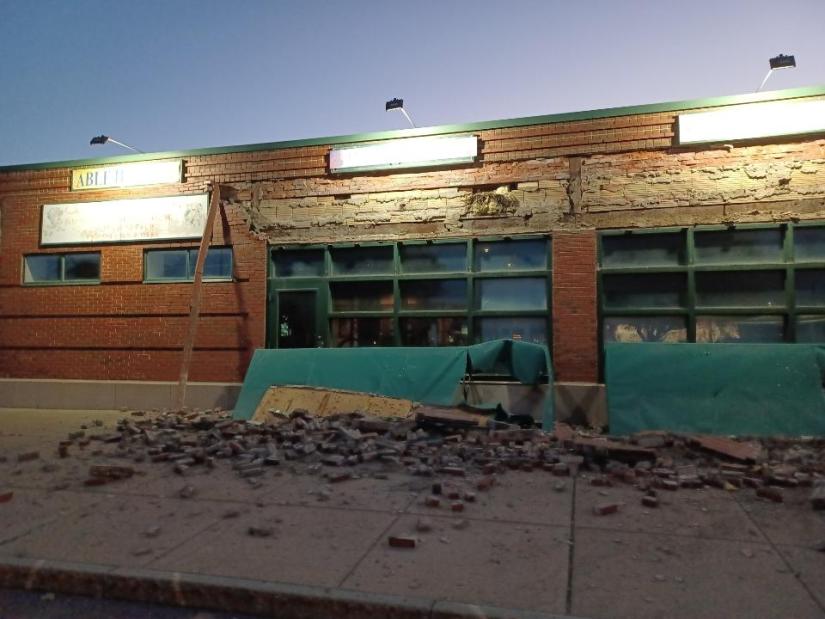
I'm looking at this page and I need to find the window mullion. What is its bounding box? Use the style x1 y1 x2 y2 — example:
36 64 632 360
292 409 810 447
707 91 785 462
686 228 696 342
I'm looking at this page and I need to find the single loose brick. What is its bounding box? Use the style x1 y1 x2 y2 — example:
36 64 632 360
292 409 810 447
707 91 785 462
593 503 621 516
388 535 417 549
642 495 659 508
756 486 783 503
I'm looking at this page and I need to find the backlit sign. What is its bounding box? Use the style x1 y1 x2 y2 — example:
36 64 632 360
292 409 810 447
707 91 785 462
329 135 477 173
71 160 182 191
678 99 825 145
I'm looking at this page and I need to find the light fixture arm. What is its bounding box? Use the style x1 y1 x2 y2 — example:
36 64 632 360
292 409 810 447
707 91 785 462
756 69 774 93
398 107 416 129
106 138 144 154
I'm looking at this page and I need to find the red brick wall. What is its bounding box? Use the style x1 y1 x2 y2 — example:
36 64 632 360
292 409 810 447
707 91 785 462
552 231 598 382
0 178 267 383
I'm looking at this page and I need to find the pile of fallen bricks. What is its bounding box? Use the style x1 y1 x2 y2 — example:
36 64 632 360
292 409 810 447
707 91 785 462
43 407 825 516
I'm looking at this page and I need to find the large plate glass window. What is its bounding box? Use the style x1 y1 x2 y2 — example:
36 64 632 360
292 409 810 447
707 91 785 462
268 236 551 349
599 223 825 344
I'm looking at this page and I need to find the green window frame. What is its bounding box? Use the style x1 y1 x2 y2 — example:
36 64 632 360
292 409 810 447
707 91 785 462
22 252 101 285
598 222 825 345
268 236 552 349
143 247 233 283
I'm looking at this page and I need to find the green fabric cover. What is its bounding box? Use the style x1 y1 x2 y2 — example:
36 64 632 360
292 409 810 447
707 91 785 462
606 343 825 437
233 339 554 428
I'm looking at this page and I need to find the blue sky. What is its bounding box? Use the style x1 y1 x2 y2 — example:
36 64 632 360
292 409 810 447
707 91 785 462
0 0 823 166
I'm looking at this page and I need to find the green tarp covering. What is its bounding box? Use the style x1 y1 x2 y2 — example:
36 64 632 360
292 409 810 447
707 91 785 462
606 343 825 437
233 339 554 428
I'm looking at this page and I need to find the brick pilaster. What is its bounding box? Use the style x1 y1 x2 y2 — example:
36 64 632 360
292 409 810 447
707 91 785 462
552 230 598 383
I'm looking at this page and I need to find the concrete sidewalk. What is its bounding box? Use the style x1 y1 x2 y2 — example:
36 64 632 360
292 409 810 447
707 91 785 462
1 408 823 618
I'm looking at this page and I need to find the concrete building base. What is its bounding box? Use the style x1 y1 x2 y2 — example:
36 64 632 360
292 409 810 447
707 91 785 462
0 379 241 412
0 378 606 427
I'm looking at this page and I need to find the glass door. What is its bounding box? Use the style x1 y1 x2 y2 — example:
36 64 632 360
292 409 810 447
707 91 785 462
268 282 327 348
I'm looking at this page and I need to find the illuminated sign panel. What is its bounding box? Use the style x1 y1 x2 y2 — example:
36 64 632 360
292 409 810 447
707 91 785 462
678 99 825 145
41 194 208 245
329 135 478 173
71 160 182 191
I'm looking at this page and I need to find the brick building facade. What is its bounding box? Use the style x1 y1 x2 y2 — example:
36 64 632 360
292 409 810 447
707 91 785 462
1 85 824 408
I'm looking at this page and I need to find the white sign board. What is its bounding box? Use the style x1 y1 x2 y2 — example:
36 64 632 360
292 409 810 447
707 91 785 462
678 99 825 145
41 194 208 245
71 160 182 191
329 135 477 173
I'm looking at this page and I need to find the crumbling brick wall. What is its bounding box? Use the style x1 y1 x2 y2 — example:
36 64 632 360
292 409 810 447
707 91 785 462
2 94 825 384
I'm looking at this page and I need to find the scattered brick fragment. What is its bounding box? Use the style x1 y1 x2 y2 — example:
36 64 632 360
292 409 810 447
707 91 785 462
756 486 783 503
451 501 465 512
593 503 621 516
388 535 417 549
89 465 134 481
17 452 39 463
248 526 274 538
0 491 13 503
425 495 441 508
811 482 825 510
642 495 659 508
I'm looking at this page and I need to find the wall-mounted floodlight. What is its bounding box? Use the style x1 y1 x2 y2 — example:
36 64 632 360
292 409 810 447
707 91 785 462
89 135 144 153
756 54 796 92
385 98 416 128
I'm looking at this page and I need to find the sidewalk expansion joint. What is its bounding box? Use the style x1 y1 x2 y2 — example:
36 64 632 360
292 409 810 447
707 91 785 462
564 476 576 616
733 493 825 616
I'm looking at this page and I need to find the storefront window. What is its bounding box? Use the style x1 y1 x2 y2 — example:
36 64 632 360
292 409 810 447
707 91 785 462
273 249 325 277
270 237 551 350
331 281 393 311
475 278 546 311
474 317 547 345
694 229 783 264
331 318 394 347
600 223 825 344
601 232 684 267
401 318 468 346
474 239 547 272
795 227 825 262
400 243 466 273
400 279 467 310
331 246 393 275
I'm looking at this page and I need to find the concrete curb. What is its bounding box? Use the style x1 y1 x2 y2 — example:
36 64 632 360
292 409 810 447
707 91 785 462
0 556 583 619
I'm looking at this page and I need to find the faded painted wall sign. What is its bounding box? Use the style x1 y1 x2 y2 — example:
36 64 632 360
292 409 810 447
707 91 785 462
71 160 182 191
41 194 208 245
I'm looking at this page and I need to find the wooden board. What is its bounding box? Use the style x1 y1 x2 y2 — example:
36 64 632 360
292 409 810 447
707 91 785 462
251 385 415 424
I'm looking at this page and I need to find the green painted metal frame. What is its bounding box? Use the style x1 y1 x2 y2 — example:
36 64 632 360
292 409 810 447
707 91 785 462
142 246 234 283
3 85 824 172
21 251 101 286
597 222 825 354
266 235 553 351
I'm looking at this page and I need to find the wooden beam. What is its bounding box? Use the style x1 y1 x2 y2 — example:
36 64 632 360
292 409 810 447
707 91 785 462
175 184 221 409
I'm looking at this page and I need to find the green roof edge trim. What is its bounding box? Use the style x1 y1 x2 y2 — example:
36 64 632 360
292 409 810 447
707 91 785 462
3 84 825 173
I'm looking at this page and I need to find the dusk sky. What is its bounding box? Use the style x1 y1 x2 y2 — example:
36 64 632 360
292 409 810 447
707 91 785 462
1 0 823 167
